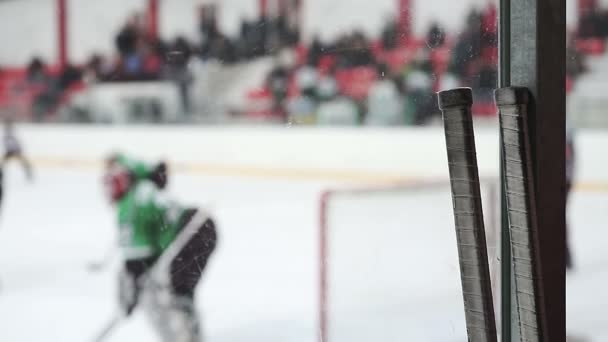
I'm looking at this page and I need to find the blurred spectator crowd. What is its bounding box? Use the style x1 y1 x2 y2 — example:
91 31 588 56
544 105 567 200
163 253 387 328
252 5 499 125
0 2 300 121
0 1 599 123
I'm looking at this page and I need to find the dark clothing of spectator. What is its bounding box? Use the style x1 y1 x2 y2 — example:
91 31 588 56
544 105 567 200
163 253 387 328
308 38 325 67
477 64 497 89
338 47 374 69
267 65 290 114
58 64 82 90
426 23 445 49
449 29 480 80
567 42 586 79
172 37 193 63
240 16 270 57
165 37 194 114
579 12 603 38
470 63 497 102
26 58 49 85
116 25 139 56
211 36 239 64
355 50 374 67
26 58 60 121
382 21 399 50
124 54 144 76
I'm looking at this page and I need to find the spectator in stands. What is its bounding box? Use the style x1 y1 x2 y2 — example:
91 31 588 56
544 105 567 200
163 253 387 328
239 14 272 58
122 37 147 79
316 74 359 125
275 8 291 48
212 34 239 64
287 63 319 124
381 18 399 51
308 35 325 67
116 14 143 57
165 37 195 115
84 54 114 82
237 18 255 59
471 59 497 103
267 58 291 120
255 15 271 56
567 33 587 80
137 44 159 80
26 57 59 121
58 64 83 91
403 50 436 125
344 31 375 68
449 9 482 82
480 4 497 51
393 72 418 126
26 58 48 85
426 22 446 49
578 1 603 39
278 0 301 47
199 4 222 60
171 37 192 63
365 63 406 126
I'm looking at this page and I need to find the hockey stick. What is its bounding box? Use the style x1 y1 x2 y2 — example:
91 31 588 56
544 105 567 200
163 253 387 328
495 87 545 341
150 209 210 287
438 88 497 342
91 314 123 342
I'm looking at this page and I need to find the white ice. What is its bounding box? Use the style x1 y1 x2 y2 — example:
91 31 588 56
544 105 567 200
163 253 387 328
0 163 604 341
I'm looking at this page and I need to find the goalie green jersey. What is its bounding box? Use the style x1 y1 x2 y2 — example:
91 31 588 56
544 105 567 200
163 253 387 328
116 180 185 260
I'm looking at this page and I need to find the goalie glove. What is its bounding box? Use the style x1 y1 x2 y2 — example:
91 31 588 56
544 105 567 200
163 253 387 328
149 161 168 190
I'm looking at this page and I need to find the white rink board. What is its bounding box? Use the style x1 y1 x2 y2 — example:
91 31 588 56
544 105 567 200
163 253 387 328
17 124 608 185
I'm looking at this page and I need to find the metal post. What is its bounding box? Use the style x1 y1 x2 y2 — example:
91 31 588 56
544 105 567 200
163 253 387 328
498 1 512 341
148 0 159 40
260 0 268 17
398 0 411 44
505 0 566 340
57 0 68 69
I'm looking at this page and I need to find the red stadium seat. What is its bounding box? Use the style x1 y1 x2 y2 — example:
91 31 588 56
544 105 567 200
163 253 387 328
430 46 452 74
566 76 574 94
370 40 384 59
472 102 497 117
335 66 377 101
244 87 276 118
481 46 499 64
317 55 336 76
0 68 29 117
381 46 414 73
576 38 605 56
287 73 300 98
295 44 309 66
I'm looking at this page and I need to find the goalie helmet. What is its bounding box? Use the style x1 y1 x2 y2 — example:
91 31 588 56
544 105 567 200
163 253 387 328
104 163 132 203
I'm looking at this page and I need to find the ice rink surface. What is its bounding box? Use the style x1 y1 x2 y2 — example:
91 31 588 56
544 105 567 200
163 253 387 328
0 163 605 341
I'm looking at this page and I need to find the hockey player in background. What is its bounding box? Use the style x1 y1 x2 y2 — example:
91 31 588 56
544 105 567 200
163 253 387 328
104 154 217 342
2 119 33 181
566 128 575 269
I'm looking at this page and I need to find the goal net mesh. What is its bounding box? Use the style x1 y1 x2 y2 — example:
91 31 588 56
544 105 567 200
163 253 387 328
319 180 500 342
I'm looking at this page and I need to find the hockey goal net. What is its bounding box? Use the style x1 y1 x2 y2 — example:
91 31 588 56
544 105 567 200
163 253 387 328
318 179 500 342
